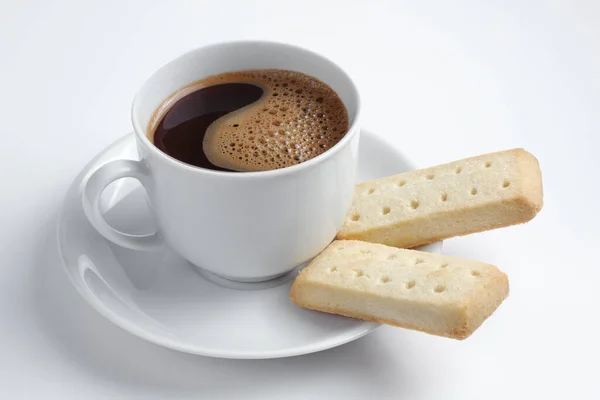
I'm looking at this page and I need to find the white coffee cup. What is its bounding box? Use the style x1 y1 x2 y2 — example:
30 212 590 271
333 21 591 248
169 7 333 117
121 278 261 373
83 41 360 282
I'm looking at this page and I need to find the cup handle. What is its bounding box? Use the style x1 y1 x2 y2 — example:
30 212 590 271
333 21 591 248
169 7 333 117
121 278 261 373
82 159 163 251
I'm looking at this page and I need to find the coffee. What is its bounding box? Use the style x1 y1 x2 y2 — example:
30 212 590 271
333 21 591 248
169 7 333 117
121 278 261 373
148 69 349 172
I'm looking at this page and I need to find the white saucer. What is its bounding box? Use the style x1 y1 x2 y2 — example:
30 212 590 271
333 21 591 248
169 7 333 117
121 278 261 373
57 129 443 359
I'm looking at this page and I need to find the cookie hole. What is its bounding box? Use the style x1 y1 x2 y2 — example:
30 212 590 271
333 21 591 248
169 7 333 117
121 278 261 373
434 284 446 293
426 174 434 180
337 247 344 251
382 207 391 215
354 270 365 278
351 214 360 221
456 167 462 174
485 161 492 168
360 250 372 255
233 124 239 128
410 200 420 209
367 188 375 195
415 258 425 264
329 267 338 273
440 263 449 269
406 280 416 289
380 276 391 284
471 188 478 195
503 180 510 188
387 254 397 260
397 180 406 187
441 193 448 202
471 270 481 277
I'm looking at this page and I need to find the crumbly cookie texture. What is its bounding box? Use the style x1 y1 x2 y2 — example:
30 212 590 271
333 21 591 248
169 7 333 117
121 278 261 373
290 240 509 340
337 148 543 248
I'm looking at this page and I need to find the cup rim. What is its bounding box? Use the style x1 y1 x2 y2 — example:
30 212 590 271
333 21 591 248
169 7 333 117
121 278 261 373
131 40 361 178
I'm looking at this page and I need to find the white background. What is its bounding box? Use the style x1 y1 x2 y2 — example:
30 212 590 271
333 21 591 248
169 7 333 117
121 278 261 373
1 0 599 398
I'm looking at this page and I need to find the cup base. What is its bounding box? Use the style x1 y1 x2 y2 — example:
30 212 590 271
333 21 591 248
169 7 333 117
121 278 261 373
190 263 308 290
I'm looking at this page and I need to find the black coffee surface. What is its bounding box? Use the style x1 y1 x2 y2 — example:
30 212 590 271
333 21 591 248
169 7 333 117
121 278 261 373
152 83 264 171
150 69 349 172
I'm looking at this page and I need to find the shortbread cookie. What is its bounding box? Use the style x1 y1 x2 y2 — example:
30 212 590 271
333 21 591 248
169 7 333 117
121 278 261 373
290 240 509 340
337 148 542 248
